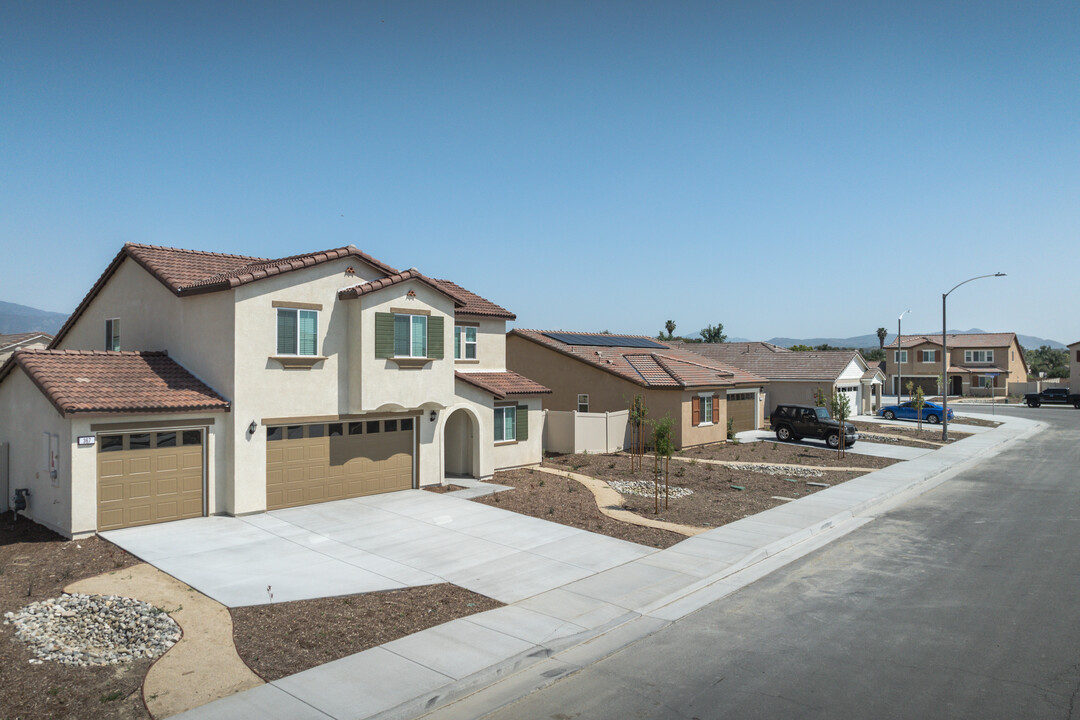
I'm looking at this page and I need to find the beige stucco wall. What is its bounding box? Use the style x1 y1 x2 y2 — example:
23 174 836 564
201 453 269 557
0 369 72 535
54 258 238 399
453 317 507 371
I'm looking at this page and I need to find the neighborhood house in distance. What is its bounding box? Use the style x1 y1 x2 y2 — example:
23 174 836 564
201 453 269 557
0 332 52 364
0 243 550 537
883 333 1027 397
506 330 767 449
669 341 886 416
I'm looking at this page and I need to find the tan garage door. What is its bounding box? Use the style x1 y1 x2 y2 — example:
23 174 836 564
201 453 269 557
266 417 415 511
97 429 205 531
727 392 757 433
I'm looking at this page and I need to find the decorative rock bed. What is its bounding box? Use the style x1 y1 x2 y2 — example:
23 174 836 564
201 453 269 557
724 463 825 478
3 593 181 666
609 479 694 499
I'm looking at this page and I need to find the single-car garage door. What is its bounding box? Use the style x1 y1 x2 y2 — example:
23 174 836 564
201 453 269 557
98 429 205 531
836 385 859 417
726 392 757 433
266 417 415 511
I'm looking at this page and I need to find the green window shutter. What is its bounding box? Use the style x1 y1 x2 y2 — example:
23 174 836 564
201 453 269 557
375 312 395 358
428 315 444 359
516 405 528 441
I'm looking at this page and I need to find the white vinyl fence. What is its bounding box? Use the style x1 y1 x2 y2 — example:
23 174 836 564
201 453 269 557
544 410 630 455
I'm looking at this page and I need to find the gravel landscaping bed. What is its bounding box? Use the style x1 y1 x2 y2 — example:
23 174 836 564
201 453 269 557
0 512 149 720
231 584 502 681
856 421 971 447
675 441 899 469
544 454 860 529
477 469 684 548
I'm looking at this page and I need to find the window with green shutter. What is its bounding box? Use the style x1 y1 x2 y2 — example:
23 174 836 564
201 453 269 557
377 311 444 361
494 406 516 442
277 308 318 356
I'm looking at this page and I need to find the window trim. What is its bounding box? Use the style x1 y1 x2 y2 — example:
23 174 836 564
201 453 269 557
276 307 319 357
394 313 428 358
105 318 121 351
697 393 714 427
577 394 590 413
894 350 908 364
964 349 993 364
494 404 517 444
455 325 478 361
920 349 937 363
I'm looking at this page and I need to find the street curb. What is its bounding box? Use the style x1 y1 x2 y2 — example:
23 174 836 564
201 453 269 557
411 414 1045 720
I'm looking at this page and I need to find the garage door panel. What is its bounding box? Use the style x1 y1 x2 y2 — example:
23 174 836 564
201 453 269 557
727 394 756 433
97 431 205 532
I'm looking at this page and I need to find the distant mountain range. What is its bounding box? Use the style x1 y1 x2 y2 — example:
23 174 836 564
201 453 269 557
0 301 69 335
728 329 1067 351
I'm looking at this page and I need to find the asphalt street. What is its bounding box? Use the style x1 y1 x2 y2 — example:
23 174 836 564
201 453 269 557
483 407 1080 720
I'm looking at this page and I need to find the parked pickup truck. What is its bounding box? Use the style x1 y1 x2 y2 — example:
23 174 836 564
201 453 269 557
1024 388 1080 408
769 404 858 448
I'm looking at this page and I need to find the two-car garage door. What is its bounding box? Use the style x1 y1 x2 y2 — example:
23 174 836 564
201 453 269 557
266 418 415 511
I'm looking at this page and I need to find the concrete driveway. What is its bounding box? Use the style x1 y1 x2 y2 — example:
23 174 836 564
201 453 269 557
103 489 657 607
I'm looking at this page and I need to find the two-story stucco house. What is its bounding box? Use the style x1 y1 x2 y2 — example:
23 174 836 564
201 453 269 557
0 243 548 537
883 332 1026 397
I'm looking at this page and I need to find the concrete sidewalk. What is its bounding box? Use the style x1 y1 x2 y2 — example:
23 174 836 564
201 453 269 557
174 414 1043 720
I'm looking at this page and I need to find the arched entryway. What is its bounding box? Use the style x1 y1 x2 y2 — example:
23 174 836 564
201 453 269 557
443 408 480 479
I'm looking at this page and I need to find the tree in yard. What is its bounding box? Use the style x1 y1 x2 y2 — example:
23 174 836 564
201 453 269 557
877 327 888 349
700 323 727 343
790 344 814 352
628 394 649 472
664 320 676 340
1027 345 1069 379
829 390 852 457
812 387 829 407
863 348 885 362
908 382 926 431
650 414 675 512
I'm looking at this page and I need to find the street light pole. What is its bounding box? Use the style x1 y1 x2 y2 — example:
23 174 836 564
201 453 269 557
941 272 1007 442
897 309 911 403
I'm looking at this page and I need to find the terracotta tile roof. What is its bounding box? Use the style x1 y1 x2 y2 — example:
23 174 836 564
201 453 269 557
671 341 865 382
0 332 53 351
50 243 402 348
0 350 230 417
455 371 551 398
510 330 766 389
337 269 464 306
946 365 1008 374
885 333 1018 349
431 279 516 320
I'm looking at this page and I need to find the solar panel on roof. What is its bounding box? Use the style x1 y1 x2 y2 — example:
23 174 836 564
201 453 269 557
543 332 667 349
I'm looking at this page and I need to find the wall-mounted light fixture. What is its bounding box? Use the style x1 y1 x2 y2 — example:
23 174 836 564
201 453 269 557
248 421 258 435
429 410 437 423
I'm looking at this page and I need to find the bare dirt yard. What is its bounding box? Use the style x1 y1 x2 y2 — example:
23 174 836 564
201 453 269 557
476 469 684 548
231 584 502 681
541 453 866 530
0 512 148 720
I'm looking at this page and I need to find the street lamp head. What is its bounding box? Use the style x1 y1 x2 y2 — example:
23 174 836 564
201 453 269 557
995 272 1006 277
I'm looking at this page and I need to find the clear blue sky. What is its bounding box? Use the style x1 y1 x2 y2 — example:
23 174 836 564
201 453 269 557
2 1 1077 343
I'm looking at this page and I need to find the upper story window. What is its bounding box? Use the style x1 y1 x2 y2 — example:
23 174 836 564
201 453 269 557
454 326 477 360
277 308 318 356
105 318 120 351
394 314 427 357
577 394 589 413
894 350 908 363
964 350 993 363
920 350 937 363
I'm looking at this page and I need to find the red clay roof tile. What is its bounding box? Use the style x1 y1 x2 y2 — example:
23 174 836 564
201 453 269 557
511 330 766 388
431 279 516 320
3 349 230 416
337 269 464 305
455 371 551 398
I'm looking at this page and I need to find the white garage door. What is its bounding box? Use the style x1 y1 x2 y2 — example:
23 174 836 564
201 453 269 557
836 386 859 418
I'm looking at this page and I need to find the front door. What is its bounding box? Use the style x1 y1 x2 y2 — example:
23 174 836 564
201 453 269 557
950 375 962 396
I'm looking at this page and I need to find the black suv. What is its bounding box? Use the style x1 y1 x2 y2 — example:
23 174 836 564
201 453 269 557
769 404 858 448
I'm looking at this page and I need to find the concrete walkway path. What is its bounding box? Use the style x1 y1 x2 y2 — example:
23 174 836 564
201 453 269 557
171 414 1042 720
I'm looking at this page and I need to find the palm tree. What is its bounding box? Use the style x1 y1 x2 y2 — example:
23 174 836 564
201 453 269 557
664 320 676 339
876 327 888 349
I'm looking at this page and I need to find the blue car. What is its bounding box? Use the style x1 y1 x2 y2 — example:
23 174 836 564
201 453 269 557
879 401 954 424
